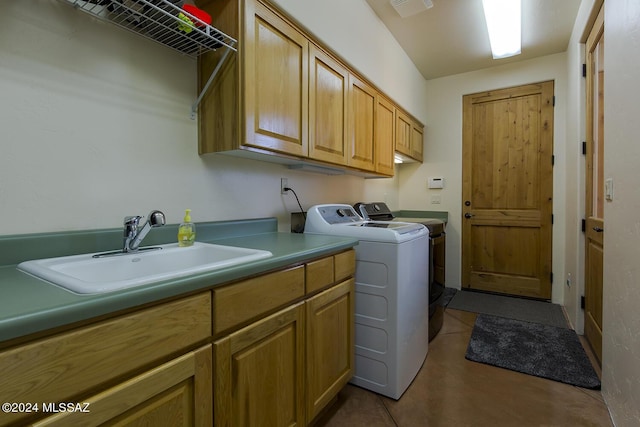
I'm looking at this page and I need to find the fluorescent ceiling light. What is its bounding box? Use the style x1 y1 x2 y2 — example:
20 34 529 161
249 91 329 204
482 0 521 59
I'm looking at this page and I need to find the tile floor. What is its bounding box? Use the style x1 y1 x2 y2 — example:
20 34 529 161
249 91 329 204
315 308 613 427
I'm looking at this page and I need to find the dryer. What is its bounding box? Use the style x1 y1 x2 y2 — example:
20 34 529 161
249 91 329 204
304 204 429 399
355 202 446 341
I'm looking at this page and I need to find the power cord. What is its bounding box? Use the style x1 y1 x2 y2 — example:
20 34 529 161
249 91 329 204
283 187 306 219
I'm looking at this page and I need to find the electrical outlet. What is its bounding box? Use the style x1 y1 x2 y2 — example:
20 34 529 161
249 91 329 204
281 178 288 194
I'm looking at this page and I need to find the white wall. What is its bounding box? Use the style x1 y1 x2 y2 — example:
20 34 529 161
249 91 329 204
0 0 425 236
401 54 568 304
601 0 640 424
563 0 595 334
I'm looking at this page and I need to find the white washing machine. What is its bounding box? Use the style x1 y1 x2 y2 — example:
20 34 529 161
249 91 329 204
304 204 429 399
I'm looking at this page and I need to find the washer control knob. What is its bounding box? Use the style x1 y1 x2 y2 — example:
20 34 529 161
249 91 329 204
337 209 347 217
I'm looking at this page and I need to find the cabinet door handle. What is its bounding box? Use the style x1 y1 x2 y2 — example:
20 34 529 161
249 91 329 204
593 226 604 232
464 213 474 219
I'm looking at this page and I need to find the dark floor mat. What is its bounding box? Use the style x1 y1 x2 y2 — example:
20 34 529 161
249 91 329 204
465 314 601 389
447 290 567 328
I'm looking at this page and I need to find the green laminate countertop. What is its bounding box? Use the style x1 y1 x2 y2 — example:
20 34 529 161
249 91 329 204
0 218 357 344
394 210 448 223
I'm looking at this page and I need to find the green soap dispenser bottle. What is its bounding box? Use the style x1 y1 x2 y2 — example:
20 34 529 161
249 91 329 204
178 209 196 247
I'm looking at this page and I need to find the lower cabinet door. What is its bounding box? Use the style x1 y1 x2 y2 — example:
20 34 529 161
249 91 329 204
306 279 355 422
214 302 306 427
33 345 213 427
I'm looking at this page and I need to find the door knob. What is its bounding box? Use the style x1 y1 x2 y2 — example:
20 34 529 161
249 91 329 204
464 213 474 219
593 226 604 232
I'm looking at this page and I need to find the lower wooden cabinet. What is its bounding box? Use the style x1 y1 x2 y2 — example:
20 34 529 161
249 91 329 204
213 251 356 426
306 279 355 421
214 302 306 427
33 345 213 427
0 250 355 427
0 292 212 427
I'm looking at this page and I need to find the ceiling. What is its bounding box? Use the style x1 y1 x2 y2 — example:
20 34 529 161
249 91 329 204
366 0 581 80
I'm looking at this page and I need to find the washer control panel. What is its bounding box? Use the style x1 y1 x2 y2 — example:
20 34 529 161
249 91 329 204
314 205 362 224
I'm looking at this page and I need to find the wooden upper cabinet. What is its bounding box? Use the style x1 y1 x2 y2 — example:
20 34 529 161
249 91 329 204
395 109 424 162
395 109 412 157
244 0 309 156
197 0 424 175
347 74 376 171
411 119 424 162
309 44 349 165
375 95 396 176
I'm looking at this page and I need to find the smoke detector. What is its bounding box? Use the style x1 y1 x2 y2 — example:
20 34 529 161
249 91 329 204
390 0 434 18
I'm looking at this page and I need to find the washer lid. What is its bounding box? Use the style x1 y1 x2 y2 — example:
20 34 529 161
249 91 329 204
357 202 446 235
304 204 427 243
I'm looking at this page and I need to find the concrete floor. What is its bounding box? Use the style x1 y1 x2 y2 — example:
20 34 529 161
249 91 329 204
316 308 612 427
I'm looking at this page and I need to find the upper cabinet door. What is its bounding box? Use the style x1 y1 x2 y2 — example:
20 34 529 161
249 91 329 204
244 1 309 156
309 44 349 165
411 120 424 162
395 110 412 157
375 95 396 176
348 74 376 172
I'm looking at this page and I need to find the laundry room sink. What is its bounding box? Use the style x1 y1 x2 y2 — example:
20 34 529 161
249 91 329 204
17 242 272 294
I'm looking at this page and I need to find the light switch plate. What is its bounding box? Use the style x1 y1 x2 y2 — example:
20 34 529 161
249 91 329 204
605 178 614 201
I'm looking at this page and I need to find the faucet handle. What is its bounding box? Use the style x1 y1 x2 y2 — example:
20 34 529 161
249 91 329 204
124 216 142 228
147 210 166 228
124 216 142 240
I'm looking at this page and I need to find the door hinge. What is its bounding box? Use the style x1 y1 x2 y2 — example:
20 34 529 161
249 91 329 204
552 95 556 106
581 295 586 309
581 218 586 232
551 214 554 224
550 272 553 284
582 141 587 155
551 155 555 166
582 63 587 78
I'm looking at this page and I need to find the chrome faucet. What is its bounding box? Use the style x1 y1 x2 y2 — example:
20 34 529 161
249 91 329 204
123 210 166 253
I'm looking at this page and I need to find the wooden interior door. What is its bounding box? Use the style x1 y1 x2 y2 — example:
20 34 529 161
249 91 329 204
585 5 604 364
462 81 554 299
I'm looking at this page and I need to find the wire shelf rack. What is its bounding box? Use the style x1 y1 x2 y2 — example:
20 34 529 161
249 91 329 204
61 0 237 118
64 0 237 58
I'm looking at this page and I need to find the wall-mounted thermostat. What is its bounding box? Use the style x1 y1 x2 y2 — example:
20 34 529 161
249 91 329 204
428 177 444 189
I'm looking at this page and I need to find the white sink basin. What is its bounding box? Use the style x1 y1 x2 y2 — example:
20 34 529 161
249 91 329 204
17 242 272 294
